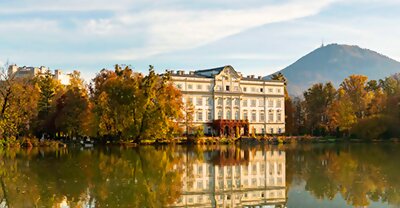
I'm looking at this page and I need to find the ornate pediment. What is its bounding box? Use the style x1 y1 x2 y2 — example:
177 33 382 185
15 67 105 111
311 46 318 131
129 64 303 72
215 65 241 81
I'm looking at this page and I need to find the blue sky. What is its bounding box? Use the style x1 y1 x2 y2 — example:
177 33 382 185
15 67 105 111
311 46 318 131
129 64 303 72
1 0 400 81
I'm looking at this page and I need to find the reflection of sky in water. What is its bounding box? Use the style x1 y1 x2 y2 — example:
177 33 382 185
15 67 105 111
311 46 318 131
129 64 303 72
288 182 390 208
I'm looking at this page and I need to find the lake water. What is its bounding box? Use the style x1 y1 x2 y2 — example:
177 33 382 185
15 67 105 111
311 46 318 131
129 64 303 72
0 143 399 208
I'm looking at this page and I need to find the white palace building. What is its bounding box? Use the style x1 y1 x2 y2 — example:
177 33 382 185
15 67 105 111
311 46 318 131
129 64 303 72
170 65 285 136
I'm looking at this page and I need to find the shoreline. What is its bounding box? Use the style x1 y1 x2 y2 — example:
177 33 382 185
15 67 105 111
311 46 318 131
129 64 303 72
1 136 399 149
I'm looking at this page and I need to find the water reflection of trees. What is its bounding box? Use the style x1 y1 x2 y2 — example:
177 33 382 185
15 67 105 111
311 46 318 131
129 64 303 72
0 146 184 207
286 143 400 207
1 144 400 207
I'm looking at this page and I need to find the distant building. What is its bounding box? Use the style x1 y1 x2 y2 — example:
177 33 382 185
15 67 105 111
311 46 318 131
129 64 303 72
54 69 72 85
169 65 285 136
8 64 73 85
8 64 49 79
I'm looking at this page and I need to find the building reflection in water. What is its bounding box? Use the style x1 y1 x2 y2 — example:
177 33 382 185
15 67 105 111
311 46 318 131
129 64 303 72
170 149 286 208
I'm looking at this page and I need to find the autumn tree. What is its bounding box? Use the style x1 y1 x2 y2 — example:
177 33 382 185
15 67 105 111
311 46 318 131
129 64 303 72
340 75 370 119
328 89 357 137
54 71 94 138
303 82 336 135
34 72 64 137
0 62 40 139
92 65 183 142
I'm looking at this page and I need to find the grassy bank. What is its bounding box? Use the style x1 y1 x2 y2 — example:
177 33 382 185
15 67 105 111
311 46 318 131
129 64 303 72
0 137 66 148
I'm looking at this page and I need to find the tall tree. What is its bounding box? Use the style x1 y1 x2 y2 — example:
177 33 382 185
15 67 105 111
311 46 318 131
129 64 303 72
54 71 93 138
303 82 336 135
327 89 357 137
35 72 64 136
340 75 369 119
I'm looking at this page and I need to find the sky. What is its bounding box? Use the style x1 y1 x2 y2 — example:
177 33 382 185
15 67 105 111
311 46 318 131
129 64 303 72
1 0 400 81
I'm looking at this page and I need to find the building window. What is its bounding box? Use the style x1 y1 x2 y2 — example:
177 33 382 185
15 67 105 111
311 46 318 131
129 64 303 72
277 88 281 93
260 111 265 122
251 100 256 107
243 87 247 92
251 111 256 121
234 86 239 91
217 98 223 106
197 181 203 189
197 84 202 90
251 87 256 92
176 84 182 89
188 97 193 104
277 111 282 122
196 97 203 106
268 88 273 93
225 85 230 91
260 88 263 92
218 110 222 119
268 100 273 107
234 98 240 106
235 111 240 120
243 99 248 107
226 98 232 106
206 97 211 106
198 165 203 175
259 99 264 107
197 111 203 121
243 111 248 120
268 111 274 122
207 110 212 121
226 110 231 119
276 100 282 108
207 85 212 90
188 84 193 90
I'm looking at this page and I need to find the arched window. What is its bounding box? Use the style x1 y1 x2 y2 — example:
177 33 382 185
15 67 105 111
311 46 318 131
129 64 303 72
235 111 240 120
243 110 248 120
226 109 231 119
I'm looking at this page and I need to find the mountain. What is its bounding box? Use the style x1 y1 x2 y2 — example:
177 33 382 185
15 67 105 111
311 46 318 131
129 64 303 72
267 44 400 96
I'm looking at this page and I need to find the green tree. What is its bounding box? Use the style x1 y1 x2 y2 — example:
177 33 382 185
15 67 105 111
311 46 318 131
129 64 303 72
35 72 64 136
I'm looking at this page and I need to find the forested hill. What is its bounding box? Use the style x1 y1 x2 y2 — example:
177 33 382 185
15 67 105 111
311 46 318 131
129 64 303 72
267 44 400 96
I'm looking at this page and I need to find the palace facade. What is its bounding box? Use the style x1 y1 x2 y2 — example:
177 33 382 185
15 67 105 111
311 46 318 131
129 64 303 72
170 65 285 136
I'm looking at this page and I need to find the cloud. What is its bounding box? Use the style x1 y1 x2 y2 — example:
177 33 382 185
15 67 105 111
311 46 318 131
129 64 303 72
0 0 340 62
101 0 340 60
0 0 135 13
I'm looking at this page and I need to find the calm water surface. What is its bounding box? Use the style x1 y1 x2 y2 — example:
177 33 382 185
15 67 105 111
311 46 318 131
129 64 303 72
0 143 399 208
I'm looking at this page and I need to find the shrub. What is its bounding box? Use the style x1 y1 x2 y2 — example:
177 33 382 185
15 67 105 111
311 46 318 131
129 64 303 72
351 115 389 140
